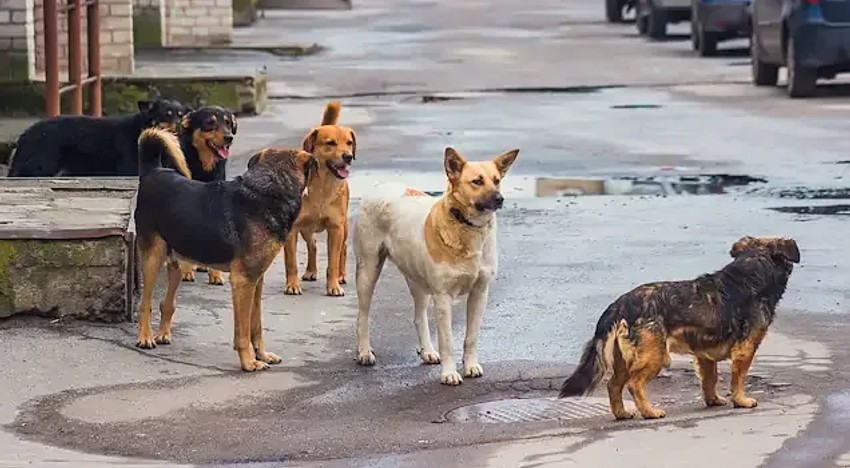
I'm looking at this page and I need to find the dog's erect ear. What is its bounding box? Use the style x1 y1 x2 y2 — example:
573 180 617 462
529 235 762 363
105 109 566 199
137 100 154 113
444 147 466 183
492 149 519 177
772 238 801 264
350 129 357 159
302 128 318 153
231 113 238 135
247 151 264 169
729 236 755 258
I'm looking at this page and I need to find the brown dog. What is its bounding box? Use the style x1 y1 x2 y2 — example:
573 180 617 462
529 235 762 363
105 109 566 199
559 236 800 420
283 101 356 297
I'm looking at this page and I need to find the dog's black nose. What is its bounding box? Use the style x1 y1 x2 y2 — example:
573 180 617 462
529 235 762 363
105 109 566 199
493 193 504 209
224 134 234 145
342 153 354 164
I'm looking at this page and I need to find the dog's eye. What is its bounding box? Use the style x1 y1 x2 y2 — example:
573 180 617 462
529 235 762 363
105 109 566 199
166 111 172 116
346 140 353 146
326 140 337 146
493 178 500 185
471 178 484 186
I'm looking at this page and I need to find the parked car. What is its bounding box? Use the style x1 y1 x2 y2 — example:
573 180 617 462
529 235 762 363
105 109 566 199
606 0 636 23
751 0 850 97
636 0 692 39
690 0 752 56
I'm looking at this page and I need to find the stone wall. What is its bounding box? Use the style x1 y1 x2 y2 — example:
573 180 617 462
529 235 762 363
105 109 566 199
31 0 135 78
133 0 162 48
163 0 231 46
0 0 36 81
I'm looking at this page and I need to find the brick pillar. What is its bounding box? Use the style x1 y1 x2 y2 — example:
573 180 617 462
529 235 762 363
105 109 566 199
163 0 231 47
32 0 134 79
133 0 162 48
0 0 36 81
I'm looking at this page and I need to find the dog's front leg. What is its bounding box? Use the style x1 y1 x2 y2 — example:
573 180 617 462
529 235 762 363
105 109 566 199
251 275 281 365
730 328 767 408
434 294 462 385
325 225 345 297
283 231 302 295
231 272 269 372
462 279 489 379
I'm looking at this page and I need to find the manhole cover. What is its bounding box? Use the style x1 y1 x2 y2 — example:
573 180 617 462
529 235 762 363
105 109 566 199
444 397 610 424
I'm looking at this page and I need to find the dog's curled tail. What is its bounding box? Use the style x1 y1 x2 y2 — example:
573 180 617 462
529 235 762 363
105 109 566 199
137 127 191 178
321 101 341 126
559 309 624 398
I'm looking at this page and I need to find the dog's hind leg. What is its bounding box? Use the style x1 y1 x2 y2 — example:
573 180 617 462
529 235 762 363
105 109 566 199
207 268 225 286
179 260 196 282
251 275 281 365
608 342 636 420
407 279 438 365
338 217 349 285
136 235 167 349
695 358 727 407
625 329 667 419
154 259 182 345
354 245 386 366
462 279 489 379
301 231 318 282
730 328 767 409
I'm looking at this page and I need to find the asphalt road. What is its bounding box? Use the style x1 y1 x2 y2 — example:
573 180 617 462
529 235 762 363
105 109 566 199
4 0 850 466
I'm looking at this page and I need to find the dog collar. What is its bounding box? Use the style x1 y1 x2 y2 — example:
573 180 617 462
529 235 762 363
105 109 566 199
450 208 482 229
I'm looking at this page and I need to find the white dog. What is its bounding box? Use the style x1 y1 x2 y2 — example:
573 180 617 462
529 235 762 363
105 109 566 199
353 146 519 385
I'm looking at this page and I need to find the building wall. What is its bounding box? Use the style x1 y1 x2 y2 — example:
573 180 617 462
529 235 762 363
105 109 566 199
163 0 231 47
0 0 36 80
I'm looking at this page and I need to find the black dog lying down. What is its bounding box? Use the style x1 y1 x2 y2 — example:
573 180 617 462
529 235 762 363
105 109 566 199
559 236 800 420
7 98 189 177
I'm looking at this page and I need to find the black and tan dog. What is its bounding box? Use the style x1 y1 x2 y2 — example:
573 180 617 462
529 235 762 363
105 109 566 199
134 127 315 372
559 236 800 420
8 98 189 177
173 105 237 286
283 101 356 297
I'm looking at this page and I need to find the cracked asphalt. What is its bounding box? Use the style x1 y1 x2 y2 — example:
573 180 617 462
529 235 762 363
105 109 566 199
4 0 850 466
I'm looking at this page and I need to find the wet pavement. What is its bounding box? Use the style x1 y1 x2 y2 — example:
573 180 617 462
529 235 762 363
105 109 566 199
5 0 850 466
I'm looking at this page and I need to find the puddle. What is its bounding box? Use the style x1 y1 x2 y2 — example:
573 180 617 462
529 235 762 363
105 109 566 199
349 171 765 199
746 186 850 199
610 104 662 110
768 205 850 216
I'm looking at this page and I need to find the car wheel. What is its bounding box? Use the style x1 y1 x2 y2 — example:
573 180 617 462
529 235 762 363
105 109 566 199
636 3 649 34
647 2 667 39
786 36 817 98
606 0 624 23
697 25 718 56
750 29 778 86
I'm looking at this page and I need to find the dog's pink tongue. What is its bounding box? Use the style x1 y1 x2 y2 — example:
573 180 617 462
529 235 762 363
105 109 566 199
337 166 350 178
217 146 230 159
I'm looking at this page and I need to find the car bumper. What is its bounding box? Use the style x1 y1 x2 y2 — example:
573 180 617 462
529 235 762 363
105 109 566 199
794 21 850 68
698 3 751 33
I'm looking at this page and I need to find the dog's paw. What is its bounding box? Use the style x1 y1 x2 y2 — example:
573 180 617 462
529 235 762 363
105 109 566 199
417 348 441 364
356 349 376 366
195 266 208 273
284 283 303 295
301 271 317 282
339 276 347 285
705 395 728 407
613 410 637 420
326 284 345 297
153 332 171 345
241 360 271 372
136 332 157 349
181 270 196 282
639 407 666 419
207 271 225 286
440 370 463 386
732 396 758 409
256 350 282 364
463 363 484 378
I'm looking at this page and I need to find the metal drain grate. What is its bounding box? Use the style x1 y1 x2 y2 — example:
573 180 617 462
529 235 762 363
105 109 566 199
444 397 611 424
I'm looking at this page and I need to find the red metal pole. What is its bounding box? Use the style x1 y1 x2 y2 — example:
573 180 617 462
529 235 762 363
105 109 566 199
44 0 60 117
68 0 83 115
87 0 102 116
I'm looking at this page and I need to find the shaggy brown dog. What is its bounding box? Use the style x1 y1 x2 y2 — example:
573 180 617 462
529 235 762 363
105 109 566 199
559 236 800 420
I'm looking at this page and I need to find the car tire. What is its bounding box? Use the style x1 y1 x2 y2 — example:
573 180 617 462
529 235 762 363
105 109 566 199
751 30 778 86
786 36 817 98
647 3 667 40
606 0 624 23
697 25 718 56
636 3 649 34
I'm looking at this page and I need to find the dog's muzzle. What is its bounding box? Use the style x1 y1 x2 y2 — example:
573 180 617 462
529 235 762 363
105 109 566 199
475 193 504 212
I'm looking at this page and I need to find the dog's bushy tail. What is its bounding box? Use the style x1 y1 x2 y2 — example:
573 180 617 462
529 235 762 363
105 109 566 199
559 307 623 398
321 101 341 126
137 127 191 178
